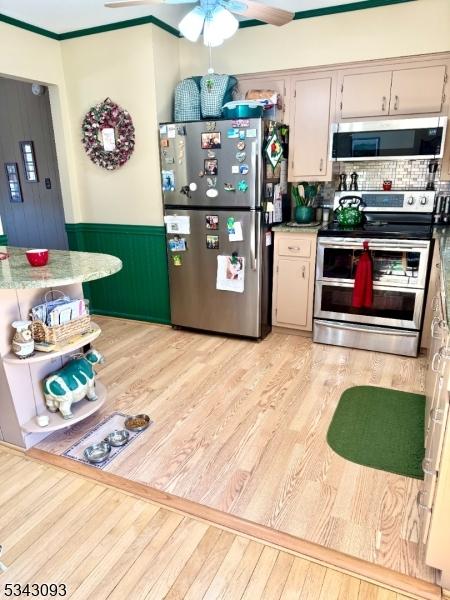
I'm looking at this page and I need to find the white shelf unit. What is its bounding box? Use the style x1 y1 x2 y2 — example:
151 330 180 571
21 380 106 433
4 323 101 364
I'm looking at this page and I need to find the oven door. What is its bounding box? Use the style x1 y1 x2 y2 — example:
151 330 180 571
316 238 430 288
314 281 424 330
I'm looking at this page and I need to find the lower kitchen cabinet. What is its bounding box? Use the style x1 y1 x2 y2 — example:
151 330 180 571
272 231 317 331
421 251 450 587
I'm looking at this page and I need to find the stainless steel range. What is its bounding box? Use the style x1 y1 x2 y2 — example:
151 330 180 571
313 190 435 356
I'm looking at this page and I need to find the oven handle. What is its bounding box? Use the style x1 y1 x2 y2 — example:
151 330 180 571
318 239 429 250
315 320 418 337
316 280 425 293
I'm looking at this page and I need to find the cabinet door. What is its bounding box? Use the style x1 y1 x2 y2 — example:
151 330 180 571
341 71 392 119
290 76 332 180
275 257 310 328
390 66 446 115
438 106 450 181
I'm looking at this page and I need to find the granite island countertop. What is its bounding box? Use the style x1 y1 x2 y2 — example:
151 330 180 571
0 246 122 289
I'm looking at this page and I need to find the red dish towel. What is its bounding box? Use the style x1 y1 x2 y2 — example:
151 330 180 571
352 241 373 308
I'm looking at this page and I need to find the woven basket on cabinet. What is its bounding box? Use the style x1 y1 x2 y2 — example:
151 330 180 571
30 315 91 345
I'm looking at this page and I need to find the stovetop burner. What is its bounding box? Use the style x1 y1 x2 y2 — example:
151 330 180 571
319 211 434 240
319 221 433 239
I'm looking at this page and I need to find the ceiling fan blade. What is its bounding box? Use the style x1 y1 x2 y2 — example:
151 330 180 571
105 0 162 7
225 0 294 26
105 0 195 8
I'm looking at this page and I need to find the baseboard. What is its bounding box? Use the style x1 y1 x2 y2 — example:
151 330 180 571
0 441 25 454
91 308 170 325
27 448 441 600
272 326 313 337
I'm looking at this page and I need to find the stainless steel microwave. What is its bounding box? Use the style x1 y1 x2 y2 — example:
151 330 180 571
330 117 447 161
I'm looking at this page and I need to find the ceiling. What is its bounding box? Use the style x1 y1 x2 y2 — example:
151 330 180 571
0 0 369 34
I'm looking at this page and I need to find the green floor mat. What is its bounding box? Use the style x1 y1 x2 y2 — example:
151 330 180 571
327 385 425 479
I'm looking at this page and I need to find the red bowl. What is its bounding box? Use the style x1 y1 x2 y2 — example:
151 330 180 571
26 249 49 267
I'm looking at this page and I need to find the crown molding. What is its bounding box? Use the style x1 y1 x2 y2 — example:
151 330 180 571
0 0 416 42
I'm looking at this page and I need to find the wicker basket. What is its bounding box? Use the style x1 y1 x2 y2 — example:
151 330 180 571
30 315 91 345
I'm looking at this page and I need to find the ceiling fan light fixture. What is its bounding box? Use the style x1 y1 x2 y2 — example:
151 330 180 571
203 17 224 47
178 6 205 43
211 6 239 40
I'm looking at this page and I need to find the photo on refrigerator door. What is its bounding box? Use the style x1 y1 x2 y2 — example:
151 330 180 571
205 215 219 230
216 255 245 293
206 235 219 250
168 236 187 252
204 159 218 176
201 132 221 149
162 170 175 192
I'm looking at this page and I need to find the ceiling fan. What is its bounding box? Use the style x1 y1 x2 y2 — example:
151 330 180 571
104 0 294 46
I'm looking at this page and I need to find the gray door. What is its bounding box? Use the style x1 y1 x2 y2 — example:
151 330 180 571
161 119 262 209
0 77 68 249
166 208 263 337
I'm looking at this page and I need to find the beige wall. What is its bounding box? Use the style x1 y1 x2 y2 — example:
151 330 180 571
152 26 181 123
62 26 160 225
179 0 450 77
0 22 180 227
0 23 82 223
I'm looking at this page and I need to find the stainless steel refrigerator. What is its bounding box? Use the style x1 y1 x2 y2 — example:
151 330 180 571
159 118 288 339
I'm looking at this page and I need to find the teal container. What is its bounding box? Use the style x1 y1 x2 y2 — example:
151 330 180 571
221 103 263 119
294 206 314 224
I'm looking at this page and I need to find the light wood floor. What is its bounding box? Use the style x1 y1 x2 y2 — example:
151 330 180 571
0 447 427 600
36 316 435 584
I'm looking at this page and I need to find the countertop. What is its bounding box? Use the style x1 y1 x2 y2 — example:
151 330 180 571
0 246 122 289
272 222 322 234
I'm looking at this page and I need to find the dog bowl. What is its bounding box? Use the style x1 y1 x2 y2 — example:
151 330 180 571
124 414 150 432
84 441 111 464
26 249 49 267
104 429 130 447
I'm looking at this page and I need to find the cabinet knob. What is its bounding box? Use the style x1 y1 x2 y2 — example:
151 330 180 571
421 457 435 476
431 350 441 372
302 265 306 278
417 490 431 511
394 95 399 110
288 246 300 251
319 158 324 172
381 96 387 111
430 408 445 424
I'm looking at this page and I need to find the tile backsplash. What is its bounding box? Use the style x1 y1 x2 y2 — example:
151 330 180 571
318 159 450 206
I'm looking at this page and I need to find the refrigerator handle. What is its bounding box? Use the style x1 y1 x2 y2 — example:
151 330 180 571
250 210 258 271
251 140 259 209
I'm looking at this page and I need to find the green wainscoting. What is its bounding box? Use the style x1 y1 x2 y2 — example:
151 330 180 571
66 223 170 325
0 234 7 245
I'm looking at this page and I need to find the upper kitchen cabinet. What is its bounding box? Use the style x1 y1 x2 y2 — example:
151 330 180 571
339 64 448 120
340 71 392 119
390 66 447 115
289 73 335 182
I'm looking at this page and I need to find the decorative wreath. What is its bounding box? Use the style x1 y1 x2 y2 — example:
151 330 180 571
81 97 135 170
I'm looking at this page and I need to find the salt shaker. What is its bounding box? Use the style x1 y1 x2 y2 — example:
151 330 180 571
349 172 358 191
338 173 347 191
